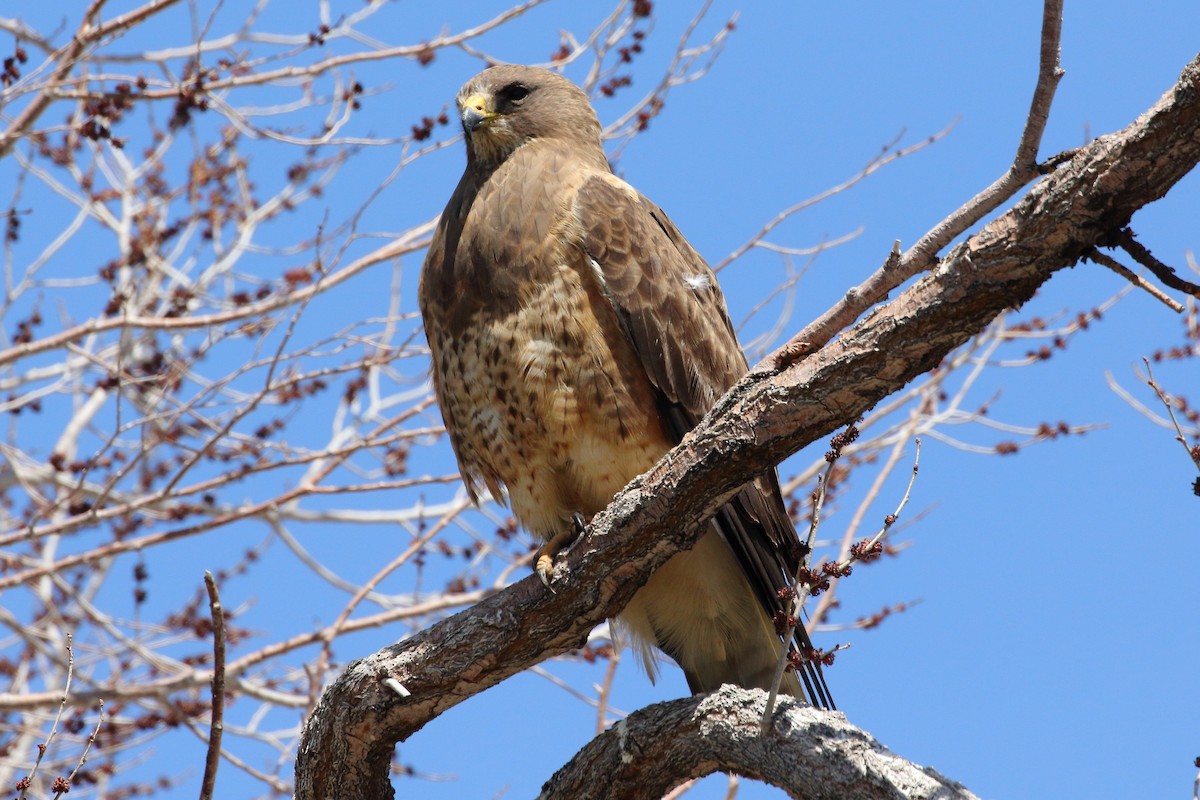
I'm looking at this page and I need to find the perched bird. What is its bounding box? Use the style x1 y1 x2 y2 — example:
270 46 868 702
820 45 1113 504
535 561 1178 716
419 64 832 707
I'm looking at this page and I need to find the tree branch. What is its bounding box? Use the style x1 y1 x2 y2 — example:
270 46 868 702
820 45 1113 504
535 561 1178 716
541 686 978 800
1114 227 1200 297
295 50 1200 800
1086 248 1184 311
199 571 226 800
0 0 183 158
778 0 1066 362
0 227 431 371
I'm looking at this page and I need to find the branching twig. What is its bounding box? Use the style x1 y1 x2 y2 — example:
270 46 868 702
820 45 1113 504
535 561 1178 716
808 410 929 628
0 0 184 158
17 634 74 799
1140 359 1200 482
602 1 736 157
715 128 951 273
55 701 104 799
768 0 1066 368
761 437 921 729
0 226 432 370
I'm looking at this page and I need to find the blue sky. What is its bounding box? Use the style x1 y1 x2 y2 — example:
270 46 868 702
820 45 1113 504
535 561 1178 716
3 2 1198 798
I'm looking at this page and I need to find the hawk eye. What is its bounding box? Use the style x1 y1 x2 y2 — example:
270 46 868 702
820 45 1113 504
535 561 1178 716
500 83 530 104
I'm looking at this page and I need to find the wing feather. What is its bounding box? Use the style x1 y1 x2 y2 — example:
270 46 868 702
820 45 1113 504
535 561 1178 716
573 173 834 709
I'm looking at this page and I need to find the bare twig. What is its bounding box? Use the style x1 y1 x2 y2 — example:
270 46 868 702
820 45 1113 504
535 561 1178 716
593 634 623 736
56 701 104 799
1115 228 1200 298
714 127 950 273
761 438 921 730
1140 359 1200 478
17 634 74 799
1087 248 1184 311
0 582 492 714
907 0 1064 265
602 1 737 158
808 411 928 628
44 1 553 104
200 571 227 800
309 495 473 707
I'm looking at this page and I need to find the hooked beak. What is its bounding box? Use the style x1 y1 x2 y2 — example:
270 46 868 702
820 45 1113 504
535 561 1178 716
460 93 495 133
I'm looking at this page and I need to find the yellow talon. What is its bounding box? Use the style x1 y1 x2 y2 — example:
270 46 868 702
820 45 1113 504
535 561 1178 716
534 514 590 590
536 553 556 589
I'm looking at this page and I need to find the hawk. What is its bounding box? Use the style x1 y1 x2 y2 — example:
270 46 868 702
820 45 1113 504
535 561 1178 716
419 64 832 707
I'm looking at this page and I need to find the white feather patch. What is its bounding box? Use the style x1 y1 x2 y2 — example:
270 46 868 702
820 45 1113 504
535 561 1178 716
586 256 608 289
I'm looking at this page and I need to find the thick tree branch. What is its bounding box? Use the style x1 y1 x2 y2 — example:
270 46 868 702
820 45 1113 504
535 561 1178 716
541 686 978 800
295 51 1200 799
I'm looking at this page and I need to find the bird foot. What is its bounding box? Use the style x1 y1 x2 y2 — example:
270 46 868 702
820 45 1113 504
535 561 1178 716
535 513 590 589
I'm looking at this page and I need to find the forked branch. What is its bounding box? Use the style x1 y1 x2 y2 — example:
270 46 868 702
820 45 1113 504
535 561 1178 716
771 0 1067 366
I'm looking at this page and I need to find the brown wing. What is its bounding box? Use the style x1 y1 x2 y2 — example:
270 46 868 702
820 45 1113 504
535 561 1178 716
573 173 834 709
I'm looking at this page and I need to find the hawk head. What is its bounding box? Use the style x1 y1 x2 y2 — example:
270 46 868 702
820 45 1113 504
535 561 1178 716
455 65 605 167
